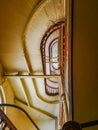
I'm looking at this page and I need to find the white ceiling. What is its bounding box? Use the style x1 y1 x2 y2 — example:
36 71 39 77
0 0 64 72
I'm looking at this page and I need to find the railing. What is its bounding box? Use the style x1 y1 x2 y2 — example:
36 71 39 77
0 108 17 130
40 21 65 96
0 104 40 130
46 83 59 96
81 120 98 128
62 120 98 130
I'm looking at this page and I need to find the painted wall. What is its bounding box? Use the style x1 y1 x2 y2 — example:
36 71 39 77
73 0 98 129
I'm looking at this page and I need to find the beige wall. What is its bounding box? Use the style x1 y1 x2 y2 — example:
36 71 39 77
73 0 98 129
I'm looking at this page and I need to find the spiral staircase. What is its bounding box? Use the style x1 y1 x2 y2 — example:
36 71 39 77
0 0 72 130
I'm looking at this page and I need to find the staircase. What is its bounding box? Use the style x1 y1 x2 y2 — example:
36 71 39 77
0 109 17 130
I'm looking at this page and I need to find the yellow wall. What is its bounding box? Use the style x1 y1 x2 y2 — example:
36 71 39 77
73 0 98 129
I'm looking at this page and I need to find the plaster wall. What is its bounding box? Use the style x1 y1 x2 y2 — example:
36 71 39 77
73 0 98 129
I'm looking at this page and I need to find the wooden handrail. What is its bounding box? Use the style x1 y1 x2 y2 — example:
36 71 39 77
0 109 17 130
81 120 98 128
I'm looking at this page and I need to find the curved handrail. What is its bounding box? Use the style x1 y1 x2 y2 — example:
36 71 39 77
0 108 17 130
0 104 40 130
81 120 98 128
62 120 98 130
